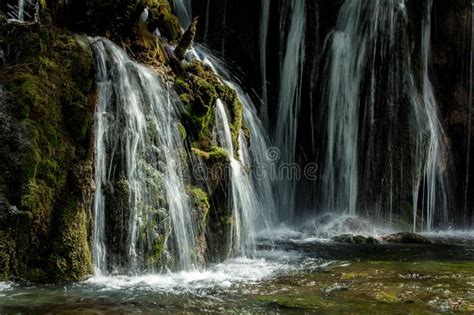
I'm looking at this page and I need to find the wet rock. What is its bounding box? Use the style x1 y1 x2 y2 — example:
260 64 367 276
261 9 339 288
331 234 379 245
381 232 432 244
174 17 197 61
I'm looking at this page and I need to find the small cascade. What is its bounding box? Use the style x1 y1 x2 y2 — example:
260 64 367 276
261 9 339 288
173 0 192 27
193 46 277 232
317 0 450 230
274 0 306 221
228 81 277 229
419 0 449 231
7 0 35 21
215 99 259 256
91 38 197 275
18 0 24 21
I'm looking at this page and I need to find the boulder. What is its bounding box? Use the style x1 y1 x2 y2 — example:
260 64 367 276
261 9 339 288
381 232 432 244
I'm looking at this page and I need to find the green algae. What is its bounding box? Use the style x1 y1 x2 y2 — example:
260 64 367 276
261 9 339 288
253 260 474 313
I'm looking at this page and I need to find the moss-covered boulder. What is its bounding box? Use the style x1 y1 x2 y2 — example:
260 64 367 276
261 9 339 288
0 20 95 282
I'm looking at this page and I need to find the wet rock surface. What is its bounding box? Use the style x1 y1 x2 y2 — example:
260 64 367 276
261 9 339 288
331 234 379 245
381 232 433 244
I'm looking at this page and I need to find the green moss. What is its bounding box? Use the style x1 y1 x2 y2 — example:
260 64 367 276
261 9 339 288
0 22 95 282
188 186 210 264
192 146 229 163
49 191 93 282
142 0 181 41
148 236 166 267
178 122 187 140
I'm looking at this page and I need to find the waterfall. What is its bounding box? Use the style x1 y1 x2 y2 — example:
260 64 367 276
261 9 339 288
196 46 276 225
227 81 277 228
214 100 259 256
419 0 449 231
192 45 276 254
274 0 305 221
91 38 197 275
174 0 192 27
7 0 28 21
317 0 450 230
18 0 25 21
259 0 270 127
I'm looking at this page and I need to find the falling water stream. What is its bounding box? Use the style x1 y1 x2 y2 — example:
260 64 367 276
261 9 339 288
91 38 197 274
274 0 306 221
316 0 450 231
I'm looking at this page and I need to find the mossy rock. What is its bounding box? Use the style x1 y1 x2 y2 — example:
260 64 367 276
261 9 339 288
381 232 432 244
331 234 380 245
0 21 95 282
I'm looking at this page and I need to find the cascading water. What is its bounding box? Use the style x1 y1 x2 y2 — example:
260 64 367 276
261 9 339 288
191 45 277 254
91 38 197 275
317 0 450 231
214 99 259 256
17 0 24 21
419 0 449 231
7 0 27 21
173 0 192 27
274 0 305 221
194 45 276 226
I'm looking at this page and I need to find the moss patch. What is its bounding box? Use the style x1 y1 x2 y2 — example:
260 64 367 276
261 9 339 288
0 21 95 282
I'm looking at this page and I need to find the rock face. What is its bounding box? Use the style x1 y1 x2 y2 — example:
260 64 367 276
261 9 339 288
0 15 95 282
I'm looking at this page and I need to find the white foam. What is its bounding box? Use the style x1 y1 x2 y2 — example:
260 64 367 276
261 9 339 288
0 282 14 295
84 255 295 294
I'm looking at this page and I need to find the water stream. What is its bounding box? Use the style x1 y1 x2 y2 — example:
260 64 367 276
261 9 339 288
91 38 197 274
274 0 306 221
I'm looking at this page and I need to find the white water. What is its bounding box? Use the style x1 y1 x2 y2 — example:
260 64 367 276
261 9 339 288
91 38 197 274
173 0 192 27
85 253 296 294
7 0 29 21
274 0 305 221
419 0 449 231
18 0 25 21
318 0 450 231
225 81 277 228
215 99 259 256
191 45 277 248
